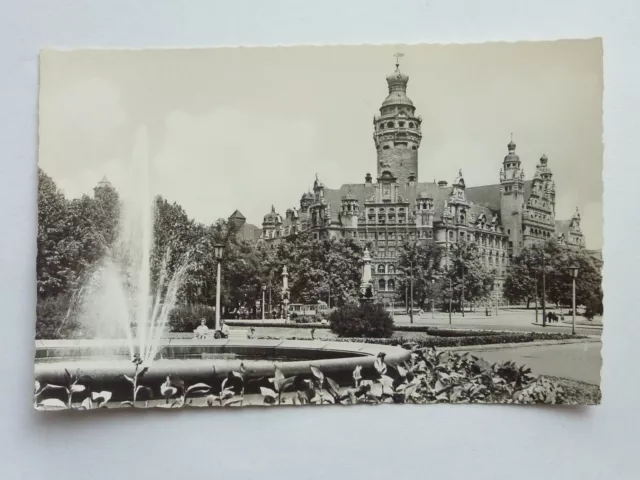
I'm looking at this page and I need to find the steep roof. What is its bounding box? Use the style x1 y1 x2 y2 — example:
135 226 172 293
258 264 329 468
317 181 498 224
238 222 262 242
465 181 533 211
228 209 246 220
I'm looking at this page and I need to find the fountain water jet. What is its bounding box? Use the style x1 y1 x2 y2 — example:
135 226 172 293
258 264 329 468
74 126 190 367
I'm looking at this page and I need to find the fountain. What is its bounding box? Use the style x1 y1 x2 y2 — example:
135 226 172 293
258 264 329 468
34 128 410 405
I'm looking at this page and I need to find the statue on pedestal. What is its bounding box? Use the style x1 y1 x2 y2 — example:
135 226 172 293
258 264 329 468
281 266 290 321
359 248 374 303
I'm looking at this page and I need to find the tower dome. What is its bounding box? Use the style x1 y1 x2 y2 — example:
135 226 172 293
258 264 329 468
382 61 413 107
263 205 280 224
504 138 520 163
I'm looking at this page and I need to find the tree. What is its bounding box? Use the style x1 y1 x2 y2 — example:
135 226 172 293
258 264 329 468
396 241 444 310
37 168 74 298
446 241 495 311
285 235 364 307
504 240 603 318
503 244 545 307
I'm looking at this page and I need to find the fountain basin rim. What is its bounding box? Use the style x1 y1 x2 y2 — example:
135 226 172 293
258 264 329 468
34 339 411 384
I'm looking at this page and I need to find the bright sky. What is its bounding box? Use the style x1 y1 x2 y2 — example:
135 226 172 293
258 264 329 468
39 40 603 249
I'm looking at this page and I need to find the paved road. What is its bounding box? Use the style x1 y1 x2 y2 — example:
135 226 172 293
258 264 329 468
461 341 602 385
392 309 602 337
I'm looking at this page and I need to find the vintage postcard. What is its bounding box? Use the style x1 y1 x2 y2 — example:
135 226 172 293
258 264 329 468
35 40 603 411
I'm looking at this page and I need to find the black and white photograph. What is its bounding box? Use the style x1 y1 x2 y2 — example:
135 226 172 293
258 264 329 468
35 40 604 410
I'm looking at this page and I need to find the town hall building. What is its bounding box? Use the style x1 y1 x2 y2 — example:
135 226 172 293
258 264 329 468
255 57 585 300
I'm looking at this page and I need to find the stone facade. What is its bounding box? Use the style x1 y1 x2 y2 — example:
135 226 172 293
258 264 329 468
256 58 585 300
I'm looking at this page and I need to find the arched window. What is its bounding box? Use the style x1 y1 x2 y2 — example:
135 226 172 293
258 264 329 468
388 279 395 291
386 121 394 128
388 265 395 274
378 279 386 291
409 122 415 128
449 231 455 241
377 264 385 274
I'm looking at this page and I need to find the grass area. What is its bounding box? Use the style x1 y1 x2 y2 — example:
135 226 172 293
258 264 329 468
543 376 601 405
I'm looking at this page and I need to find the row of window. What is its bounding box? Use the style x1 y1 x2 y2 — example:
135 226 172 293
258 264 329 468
369 207 405 213
377 279 396 291
378 121 417 130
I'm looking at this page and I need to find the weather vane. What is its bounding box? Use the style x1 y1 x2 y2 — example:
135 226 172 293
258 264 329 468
394 52 404 68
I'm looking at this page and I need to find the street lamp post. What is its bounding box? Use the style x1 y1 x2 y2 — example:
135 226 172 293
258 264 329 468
409 260 414 324
261 285 266 320
569 265 580 335
461 264 465 318
431 278 435 319
448 273 452 325
213 244 225 332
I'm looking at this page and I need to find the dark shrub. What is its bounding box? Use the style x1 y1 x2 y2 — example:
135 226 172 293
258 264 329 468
293 315 319 324
168 304 216 333
329 302 394 338
290 312 298 320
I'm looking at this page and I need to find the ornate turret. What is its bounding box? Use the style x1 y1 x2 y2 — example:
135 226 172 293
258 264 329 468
313 174 325 200
341 189 359 228
300 191 314 213
373 54 422 184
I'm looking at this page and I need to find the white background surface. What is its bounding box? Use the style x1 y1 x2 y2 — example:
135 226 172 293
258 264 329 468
0 1 638 479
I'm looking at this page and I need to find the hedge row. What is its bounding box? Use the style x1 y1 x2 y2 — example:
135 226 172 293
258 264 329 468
394 326 501 337
225 321 330 329
256 331 583 349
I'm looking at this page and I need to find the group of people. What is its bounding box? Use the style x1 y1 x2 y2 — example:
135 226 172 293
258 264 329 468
193 318 230 339
544 311 564 324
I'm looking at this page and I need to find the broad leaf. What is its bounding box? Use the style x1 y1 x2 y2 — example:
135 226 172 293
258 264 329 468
186 383 211 394
92 391 112 406
374 358 387 375
326 377 341 398
38 398 67 409
80 397 92 410
260 387 277 399
310 365 324 383
273 368 286 392
70 384 86 393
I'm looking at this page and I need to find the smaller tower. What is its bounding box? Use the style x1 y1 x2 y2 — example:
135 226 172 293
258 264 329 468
500 136 526 256
340 189 359 229
262 205 282 239
300 191 314 213
228 210 247 230
449 169 470 226
415 190 435 228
